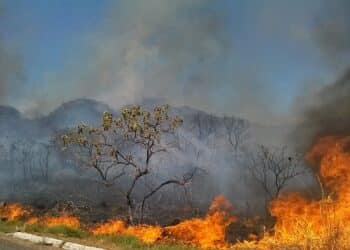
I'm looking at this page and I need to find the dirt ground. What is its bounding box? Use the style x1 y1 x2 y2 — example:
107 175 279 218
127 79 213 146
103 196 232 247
0 233 58 250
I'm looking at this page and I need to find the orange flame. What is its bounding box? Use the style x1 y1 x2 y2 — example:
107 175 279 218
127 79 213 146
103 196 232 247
0 203 27 221
91 219 126 235
91 219 162 244
92 195 236 248
267 135 350 246
26 216 39 225
43 214 80 229
126 225 163 244
166 195 236 249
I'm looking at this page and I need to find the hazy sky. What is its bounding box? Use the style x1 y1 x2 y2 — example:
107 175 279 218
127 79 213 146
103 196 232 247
1 0 349 124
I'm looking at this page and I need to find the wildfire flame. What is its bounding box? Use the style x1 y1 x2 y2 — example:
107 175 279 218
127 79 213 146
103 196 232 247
43 214 80 229
91 219 126 235
267 135 350 247
6 135 349 249
91 219 163 244
92 195 236 248
26 216 39 225
0 203 27 221
166 195 236 249
126 225 163 244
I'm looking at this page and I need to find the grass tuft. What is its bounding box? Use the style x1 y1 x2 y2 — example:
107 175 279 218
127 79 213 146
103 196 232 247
25 223 46 233
0 220 23 233
96 235 145 249
46 225 86 238
25 223 86 238
95 234 198 250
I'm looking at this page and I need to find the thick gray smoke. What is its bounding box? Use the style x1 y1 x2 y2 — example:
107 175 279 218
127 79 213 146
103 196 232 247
23 0 234 118
294 68 350 150
0 48 22 102
0 6 23 104
292 0 350 149
0 40 23 104
312 0 350 67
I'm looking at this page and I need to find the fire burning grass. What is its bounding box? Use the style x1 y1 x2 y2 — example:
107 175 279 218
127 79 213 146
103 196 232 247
91 195 235 248
236 135 350 249
1 135 350 249
43 214 80 229
0 196 235 249
91 219 163 244
264 135 350 248
166 195 236 249
0 203 28 221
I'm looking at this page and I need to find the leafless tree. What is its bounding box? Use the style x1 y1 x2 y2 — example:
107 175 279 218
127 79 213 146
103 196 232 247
223 116 249 161
247 145 304 213
37 142 53 182
191 112 217 141
13 140 34 181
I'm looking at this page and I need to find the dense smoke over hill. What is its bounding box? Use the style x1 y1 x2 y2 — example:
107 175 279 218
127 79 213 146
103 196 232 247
0 98 294 217
0 0 348 128
0 0 349 225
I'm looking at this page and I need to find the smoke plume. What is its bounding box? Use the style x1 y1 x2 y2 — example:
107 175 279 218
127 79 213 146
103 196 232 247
292 0 350 149
312 0 350 67
0 6 23 104
293 68 350 151
23 0 233 118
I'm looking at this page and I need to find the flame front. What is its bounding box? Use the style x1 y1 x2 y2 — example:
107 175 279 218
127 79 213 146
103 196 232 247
267 135 350 247
8 136 350 248
91 219 162 244
91 219 126 235
43 214 80 229
92 195 235 248
0 203 27 221
166 195 236 249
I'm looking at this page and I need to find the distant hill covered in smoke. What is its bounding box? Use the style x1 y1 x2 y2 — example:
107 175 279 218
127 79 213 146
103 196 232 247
0 97 290 146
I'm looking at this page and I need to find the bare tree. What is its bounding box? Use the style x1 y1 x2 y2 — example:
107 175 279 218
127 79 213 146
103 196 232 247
247 145 304 213
13 140 34 181
37 142 53 182
223 116 249 161
61 105 197 223
191 112 216 141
